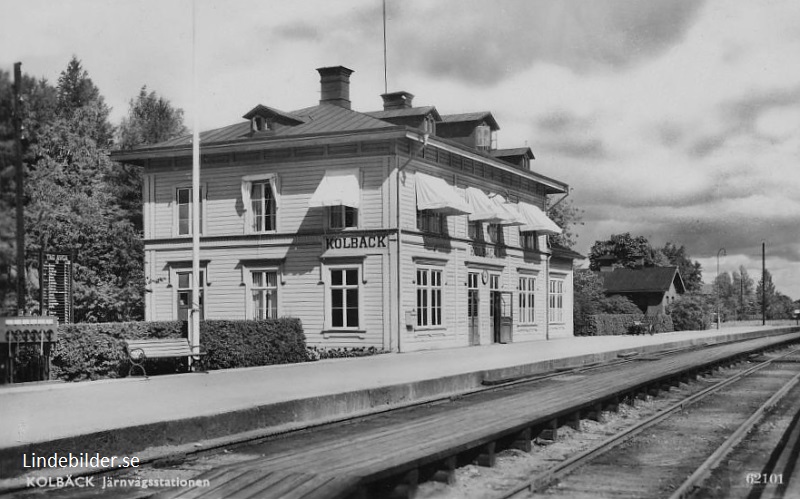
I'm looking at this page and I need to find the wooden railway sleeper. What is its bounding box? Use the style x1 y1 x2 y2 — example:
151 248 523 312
428 456 457 485
585 402 605 423
509 427 533 452
383 468 419 499
538 419 559 442
475 441 497 467
565 411 581 431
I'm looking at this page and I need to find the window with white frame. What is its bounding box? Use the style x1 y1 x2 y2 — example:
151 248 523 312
329 267 360 329
176 187 203 236
416 267 443 327
416 210 446 234
519 276 536 324
520 231 538 251
241 174 279 233
329 205 358 229
250 180 276 232
251 269 278 319
549 278 564 323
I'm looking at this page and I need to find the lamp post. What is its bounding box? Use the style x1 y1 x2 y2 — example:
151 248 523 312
716 248 726 330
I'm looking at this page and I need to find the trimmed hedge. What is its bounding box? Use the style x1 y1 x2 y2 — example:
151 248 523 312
46 319 306 381
52 321 184 381
200 319 307 369
582 314 674 336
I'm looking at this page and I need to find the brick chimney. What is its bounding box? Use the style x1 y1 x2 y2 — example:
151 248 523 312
317 66 354 109
381 91 414 110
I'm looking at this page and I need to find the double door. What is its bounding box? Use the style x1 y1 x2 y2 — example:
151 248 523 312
468 272 512 345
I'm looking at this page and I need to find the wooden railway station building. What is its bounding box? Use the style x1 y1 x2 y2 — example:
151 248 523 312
111 66 579 352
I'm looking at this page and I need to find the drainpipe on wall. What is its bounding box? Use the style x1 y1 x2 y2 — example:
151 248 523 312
396 131 429 353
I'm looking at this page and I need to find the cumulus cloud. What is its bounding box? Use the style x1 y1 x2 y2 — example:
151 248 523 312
386 0 704 85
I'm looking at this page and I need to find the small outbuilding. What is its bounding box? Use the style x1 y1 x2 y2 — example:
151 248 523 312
598 266 685 315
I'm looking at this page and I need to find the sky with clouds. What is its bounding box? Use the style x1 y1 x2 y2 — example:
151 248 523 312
3 0 799 298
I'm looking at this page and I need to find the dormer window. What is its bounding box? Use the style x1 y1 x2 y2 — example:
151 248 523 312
424 115 436 135
243 104 306 135
251 116 270 132
475 124 491 150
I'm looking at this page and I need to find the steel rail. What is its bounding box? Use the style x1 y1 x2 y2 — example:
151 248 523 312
494 346 800 499
758 409 800 499
669 368 800 499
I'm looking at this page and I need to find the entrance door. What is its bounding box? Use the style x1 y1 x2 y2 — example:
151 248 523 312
467 272 480 345
489 274 501 343
498 292 513 343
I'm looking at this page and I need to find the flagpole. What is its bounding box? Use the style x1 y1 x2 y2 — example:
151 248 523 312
191 0 201 357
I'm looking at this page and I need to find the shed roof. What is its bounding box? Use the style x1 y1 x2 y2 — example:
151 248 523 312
599 266 685 294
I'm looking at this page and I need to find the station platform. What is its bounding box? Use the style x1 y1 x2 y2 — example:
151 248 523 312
0 325 797 482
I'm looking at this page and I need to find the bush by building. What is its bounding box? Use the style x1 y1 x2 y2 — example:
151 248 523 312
52 321 184 381
668 294 712 331
200 319 307 369
46 319 306 381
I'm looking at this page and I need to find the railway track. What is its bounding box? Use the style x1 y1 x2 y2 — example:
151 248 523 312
487 347 800 499
5 333 800 499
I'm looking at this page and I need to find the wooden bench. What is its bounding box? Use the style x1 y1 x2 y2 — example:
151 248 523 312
124 338 206 377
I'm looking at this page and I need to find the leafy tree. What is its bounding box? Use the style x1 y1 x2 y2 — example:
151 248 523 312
756 269 778 320
0 68 58 312
55 57 113 147
3 58 145 321
659 242 703 293
547 196 583 249
588 233 661 270
731 266 756 319
573 269 640 334
771 293 795 320
114 86 187 230
668 294 711 331
117 86 187 150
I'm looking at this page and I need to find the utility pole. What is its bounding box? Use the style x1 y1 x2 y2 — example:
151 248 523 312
13 62 26 315
762 240 766 326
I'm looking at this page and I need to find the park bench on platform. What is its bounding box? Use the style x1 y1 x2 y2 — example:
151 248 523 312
124 338 206 377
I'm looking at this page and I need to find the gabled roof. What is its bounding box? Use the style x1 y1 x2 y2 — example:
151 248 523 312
439 112 500 131
366 106 442 121
599 266 685 294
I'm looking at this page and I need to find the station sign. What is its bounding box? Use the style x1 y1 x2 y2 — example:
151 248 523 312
322 231 391 254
